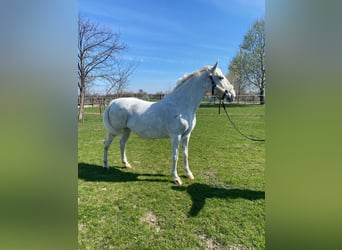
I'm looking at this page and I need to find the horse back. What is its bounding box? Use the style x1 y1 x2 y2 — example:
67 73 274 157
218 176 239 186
104 98 153 133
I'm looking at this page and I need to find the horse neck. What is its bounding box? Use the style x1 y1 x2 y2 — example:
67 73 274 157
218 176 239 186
164 72 209 112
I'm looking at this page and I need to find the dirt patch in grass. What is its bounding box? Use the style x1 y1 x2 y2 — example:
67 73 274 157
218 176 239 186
202 169 218 179
198 234 225 249
198 234 248 250
140 211 161 232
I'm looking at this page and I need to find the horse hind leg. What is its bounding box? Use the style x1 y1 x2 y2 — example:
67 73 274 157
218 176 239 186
104 133 115 169
120 128 132 168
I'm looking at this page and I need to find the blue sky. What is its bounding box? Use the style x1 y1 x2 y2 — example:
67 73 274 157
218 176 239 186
79 0 264 94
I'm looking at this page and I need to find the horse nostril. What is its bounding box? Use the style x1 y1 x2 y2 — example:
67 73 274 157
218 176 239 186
226 93 233 102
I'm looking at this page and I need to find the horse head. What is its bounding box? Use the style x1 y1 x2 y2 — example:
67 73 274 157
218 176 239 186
209 61 236 102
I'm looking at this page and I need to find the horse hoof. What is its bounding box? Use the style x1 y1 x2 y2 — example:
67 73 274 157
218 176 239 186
187 174 195 180
103 166 109 170
125 164 132 169
173 179 183 185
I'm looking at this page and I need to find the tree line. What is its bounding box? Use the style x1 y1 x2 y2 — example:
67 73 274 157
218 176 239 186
78 17 265 120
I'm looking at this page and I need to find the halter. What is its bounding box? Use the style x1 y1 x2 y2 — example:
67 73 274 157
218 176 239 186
209 74 228 100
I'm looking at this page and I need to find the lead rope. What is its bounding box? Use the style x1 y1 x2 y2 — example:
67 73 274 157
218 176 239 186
220 100 265 142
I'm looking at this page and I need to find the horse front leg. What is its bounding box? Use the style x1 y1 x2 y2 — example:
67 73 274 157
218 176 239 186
182 134 194 180
171 135 182 185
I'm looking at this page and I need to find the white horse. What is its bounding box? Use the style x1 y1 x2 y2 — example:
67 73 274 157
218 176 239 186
103 62 235 185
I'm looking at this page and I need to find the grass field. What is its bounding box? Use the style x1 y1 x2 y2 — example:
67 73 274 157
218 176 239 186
78 104 265 249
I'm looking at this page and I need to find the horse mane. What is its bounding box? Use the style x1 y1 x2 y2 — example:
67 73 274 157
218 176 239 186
173 66 211 91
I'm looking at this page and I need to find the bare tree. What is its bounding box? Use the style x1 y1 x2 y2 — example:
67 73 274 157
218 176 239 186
104 59 136 98
78 16 133 120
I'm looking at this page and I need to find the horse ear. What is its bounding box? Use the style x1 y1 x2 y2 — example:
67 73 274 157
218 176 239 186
211 61 219 72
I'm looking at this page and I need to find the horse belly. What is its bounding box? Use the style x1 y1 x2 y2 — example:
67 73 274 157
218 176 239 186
127 115 169 139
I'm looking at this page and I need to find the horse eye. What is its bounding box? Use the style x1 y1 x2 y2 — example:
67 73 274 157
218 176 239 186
219 76 224 80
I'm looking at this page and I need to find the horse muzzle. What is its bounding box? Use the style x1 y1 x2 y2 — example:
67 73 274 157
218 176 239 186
226 91 234 102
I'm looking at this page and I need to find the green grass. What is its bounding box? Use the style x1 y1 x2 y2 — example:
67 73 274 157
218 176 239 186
78 104 265 249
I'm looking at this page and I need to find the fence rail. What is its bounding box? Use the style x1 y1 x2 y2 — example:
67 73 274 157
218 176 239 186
207 95 263 105
78 94 165 107
78 94 263 107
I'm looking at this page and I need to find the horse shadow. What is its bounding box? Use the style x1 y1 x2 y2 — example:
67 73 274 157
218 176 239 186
78 162 168 183
172 183 265 217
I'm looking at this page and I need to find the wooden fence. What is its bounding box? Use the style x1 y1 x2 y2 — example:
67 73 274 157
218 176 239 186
78 94 263 107
78 94 165 107
219 95 262 104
